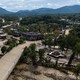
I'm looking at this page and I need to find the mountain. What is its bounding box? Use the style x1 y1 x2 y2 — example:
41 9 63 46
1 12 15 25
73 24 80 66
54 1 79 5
55 5 80 14
15 5 80 16
0 7 13 15
0 5 80 15
31 8 55 14
15 8 55 16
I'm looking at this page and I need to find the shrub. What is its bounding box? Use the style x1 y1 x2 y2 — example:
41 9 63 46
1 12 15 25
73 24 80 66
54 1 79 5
19 36 26 44
1 46 7 55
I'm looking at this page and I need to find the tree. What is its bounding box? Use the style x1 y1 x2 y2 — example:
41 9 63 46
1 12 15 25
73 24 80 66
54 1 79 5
75 42 80 58
42 39 48 48
38 49 45 63
67 50 76 66
21 46 30 62
29 44 37 65
65 34 77 49
1 46 7 55
75 63 80 80
52 38 57 48
19 36 26 44
47 37 53 49
67 42 80 66
57 36 66 51
23 47 30 57
53 30 60 39
43 57 51 67
55 57 60 67
42 34 53 49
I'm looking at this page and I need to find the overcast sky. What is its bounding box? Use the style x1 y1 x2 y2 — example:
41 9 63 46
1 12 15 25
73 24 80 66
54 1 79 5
0 0 80 12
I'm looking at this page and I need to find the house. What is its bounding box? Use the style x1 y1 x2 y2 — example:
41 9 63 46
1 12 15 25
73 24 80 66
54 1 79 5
12 30 21 37
48 50 66 58
22 32 44 41
2 24 12 29
12 30 44 41
0 30 7 39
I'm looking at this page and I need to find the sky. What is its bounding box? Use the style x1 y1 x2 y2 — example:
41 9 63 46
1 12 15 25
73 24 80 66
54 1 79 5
0 0 80 12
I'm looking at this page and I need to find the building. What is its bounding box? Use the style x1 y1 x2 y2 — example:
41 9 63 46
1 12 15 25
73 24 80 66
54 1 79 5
22 32 44 41
2 24 12 29
0 30 7 39
12 30 44 41
12 30 21 37
48 50 66 58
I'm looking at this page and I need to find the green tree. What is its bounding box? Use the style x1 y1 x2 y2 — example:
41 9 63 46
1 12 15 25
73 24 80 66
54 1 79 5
21 46 30 62
47 37 53 49
57 36 66 51
75 42 80 58
67 49 76 66
75 63 80 80
1 46 7 55
53 30 60 39
42 39 48 48
29 44 37 65
55 57 60 67
23 47 30 57
65 34 77 49
38 49 45 63
67 42 80 66
19 36 26 44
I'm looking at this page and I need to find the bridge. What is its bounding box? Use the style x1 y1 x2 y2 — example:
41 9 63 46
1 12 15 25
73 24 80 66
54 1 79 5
0 41 41 80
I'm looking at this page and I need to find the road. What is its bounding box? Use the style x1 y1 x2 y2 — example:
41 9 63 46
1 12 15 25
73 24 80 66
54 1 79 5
0 41 41 80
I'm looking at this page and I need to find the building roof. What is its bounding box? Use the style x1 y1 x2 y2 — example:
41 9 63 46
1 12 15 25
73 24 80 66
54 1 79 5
22 32 43 37
0 33 7 37
48 50 65 58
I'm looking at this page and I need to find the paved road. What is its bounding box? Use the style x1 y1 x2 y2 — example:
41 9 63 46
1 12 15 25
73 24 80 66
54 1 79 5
0 41 41 80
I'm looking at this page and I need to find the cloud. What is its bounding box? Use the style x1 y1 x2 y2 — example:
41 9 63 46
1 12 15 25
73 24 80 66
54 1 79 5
0 0 80 12
77 0 80 3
